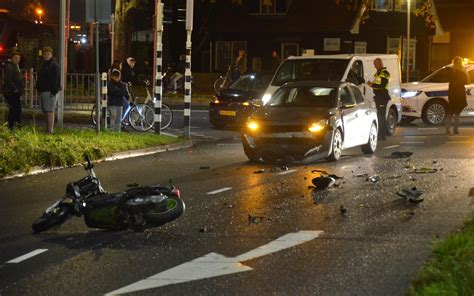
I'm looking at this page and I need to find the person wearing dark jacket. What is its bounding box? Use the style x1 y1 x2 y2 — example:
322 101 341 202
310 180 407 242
446 56 470 134
107 69 129 132
271 50 281 73
3 51 25 129
121 57 136 85
36 47 61 133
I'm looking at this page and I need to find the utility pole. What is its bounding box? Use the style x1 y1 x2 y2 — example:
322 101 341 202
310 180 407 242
58 0 68 128
154 0 164 134
406 0 411 83
184 0 193 138
94 0 101 133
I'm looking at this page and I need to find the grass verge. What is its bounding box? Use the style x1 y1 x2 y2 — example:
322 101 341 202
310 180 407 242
409 214 474 295
0 125 180 177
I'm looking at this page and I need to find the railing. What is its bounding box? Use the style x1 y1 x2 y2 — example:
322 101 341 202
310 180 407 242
1 69 97 111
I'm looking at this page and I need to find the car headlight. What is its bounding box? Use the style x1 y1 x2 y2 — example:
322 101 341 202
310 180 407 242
401 91 422 98
262 93 272 105
308 121 326 133
246 120 259 131
243 99 262 107
212 96 220 104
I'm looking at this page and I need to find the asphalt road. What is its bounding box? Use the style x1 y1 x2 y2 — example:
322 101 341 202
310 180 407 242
1 116 474 296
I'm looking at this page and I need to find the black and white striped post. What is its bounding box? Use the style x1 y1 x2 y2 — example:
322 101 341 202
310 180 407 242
184 0 194 138
154 1 164 134
101 72 108 130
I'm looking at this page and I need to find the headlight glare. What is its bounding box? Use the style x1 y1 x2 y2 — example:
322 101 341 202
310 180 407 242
246 121 259 131
308 122 325 133
401 91 422 98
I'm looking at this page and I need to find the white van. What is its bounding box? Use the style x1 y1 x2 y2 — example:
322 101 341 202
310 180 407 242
263 54 402 135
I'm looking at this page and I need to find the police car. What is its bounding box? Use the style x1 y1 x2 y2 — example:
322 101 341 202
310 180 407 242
401 62 474 125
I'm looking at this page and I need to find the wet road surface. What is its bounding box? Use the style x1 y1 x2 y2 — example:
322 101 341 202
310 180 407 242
1 118 474 295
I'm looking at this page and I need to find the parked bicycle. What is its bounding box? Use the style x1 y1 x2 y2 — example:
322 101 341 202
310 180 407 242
91 80 173 131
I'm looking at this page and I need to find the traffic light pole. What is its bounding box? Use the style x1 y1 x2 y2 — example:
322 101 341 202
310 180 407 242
184 0 193 139
154 1 164 134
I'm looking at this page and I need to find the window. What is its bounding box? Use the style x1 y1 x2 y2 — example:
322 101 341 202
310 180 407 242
422 67 452 83
267 86 337 108
272 59 350 86
469 70 474 83
394 0 416 12
372 0 392 11
350 86 365 104
347 60 365 85
340 87 355 106
354 42 367 54
402 38 416 72
249 0 286 15
215 41 247 72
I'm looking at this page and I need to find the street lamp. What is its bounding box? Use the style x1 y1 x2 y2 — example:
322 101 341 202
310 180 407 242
406 0 411 82
35 7 44 23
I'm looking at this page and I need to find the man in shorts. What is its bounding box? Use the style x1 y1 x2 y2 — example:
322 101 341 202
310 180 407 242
36 47 60 133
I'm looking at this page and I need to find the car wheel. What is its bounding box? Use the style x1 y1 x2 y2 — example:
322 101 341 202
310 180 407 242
386 107 397 136
327 129 343 162
401 116 417 125
242 138 260 162
422 99 447 125
361 122 378 154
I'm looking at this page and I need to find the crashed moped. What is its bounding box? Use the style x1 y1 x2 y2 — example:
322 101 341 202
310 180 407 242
32 156 185 233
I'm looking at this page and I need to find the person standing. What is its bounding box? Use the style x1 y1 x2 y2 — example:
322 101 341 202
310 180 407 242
121 57 137 85
368 58 391 140
271 50 281 73
107 69 128 132
169 55 185 94
3 51 25 129
446 56 470 135
232 49 247 81
36 47 60 134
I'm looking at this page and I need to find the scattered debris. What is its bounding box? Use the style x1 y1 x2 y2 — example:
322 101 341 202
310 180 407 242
311 176 336 190
367 175 380 183
405 163 416 170
269 165 289 173
328 174 344 180
386 175 402 180
391 151 413 158
397 187 424 203
414 167 438 174
432 160 438 164
253 169 265 174
339 205 347 215
355 173 368 178
248 214 265 224
199 227 210 233
199 166 211 170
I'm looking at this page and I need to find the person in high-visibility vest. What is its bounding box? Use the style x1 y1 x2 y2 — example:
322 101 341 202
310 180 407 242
368 58 391 140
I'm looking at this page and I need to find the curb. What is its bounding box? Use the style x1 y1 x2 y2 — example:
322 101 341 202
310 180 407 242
1 140 194 181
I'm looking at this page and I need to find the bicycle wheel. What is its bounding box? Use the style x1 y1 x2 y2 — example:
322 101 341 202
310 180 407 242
213 77 229 94
160 104 173 130
91 105 111 127
129 104 155 132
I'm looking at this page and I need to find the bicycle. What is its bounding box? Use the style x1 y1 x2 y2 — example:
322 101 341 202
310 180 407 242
91 80 173 131
213 64 234 94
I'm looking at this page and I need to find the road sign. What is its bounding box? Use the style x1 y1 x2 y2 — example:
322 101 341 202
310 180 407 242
85 0 112 23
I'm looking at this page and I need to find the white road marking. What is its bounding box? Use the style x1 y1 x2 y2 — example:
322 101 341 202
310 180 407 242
400 142 425 144
383 145 400 150
106 231 323 295
206 187 232 195
6 249 48 264
277 169 297 175
217 143 242 146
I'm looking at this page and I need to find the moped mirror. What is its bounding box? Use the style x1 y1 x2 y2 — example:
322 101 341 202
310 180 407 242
83 154 94 170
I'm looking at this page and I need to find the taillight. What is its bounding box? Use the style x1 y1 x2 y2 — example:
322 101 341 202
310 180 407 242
171 188 181 198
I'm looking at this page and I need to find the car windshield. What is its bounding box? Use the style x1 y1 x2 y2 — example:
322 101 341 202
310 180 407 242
272 59 349 86
229 75 271 91
267 86 337 108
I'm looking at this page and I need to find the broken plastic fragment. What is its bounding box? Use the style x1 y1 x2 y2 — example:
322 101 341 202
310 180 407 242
397 187 424 203
413 167 438 174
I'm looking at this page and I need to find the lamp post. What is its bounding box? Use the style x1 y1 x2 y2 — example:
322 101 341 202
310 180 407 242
406 0 411 83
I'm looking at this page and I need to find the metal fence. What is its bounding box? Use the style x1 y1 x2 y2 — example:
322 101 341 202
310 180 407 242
1 69 97 111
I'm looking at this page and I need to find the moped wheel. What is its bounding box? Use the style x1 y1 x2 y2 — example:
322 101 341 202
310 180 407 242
144 196 185 226
32 204 71 233
129 104 155 132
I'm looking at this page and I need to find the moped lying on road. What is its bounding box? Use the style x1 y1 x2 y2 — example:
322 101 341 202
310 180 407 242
32 156 185 233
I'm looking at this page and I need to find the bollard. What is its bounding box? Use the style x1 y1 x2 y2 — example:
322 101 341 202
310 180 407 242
101 72 108 129
184 0 193 139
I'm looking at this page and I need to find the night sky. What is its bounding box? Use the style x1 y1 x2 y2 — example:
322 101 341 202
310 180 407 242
2 0 88 23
